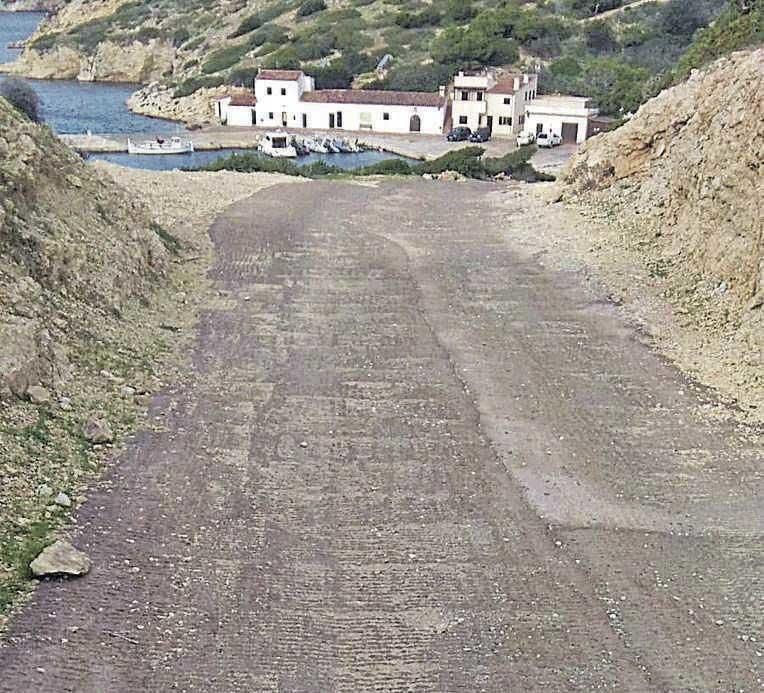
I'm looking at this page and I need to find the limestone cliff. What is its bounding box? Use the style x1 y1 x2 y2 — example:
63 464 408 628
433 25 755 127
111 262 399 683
0 97 168 400
559 47 763 408
2 0 177 83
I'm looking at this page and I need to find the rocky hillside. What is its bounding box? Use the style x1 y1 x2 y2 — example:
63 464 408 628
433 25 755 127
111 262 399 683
0 0 63 10
0 94 178 620
2 0 732 123
559 47 763 411
0 96 167 401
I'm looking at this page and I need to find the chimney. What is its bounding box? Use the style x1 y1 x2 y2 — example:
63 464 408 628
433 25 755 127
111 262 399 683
439 85 446 98
513 76 520 91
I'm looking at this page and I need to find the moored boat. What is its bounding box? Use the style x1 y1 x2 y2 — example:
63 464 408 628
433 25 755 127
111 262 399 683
259 131 298 158
127 136 194 155
321 136 340 153
304 137 329 154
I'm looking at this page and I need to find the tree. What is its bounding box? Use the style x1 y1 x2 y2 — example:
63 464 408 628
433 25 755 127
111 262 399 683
660 1 707 36
0 78 41 122
584 21 618 52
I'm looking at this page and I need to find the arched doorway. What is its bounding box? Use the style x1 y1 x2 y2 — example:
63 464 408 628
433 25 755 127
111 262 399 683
409 114 421 132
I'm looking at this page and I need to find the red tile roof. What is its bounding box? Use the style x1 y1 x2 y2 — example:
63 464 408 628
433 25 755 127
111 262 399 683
487 78 520 95
229 94 257 107
301 89 444 108
257 69 304 81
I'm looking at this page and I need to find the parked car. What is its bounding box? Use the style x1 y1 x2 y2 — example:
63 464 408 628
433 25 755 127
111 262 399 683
447 126 472 142
536 132 562 148
469 127 491 143
516 131 535 146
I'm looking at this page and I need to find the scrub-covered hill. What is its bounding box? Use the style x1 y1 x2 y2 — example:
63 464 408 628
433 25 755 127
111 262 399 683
0 94 169 618
559 47 763 413
1 0 739 124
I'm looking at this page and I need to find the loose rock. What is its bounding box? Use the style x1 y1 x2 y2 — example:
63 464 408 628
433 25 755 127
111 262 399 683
54 492 72 508
29 540 91 578
82 416 114 444
26 385 52 404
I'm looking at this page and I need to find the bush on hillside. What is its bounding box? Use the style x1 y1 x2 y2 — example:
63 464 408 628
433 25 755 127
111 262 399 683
672 2 763 81
416 147 487 178
297 0 327 17
0 79 41 123
202 44 250 74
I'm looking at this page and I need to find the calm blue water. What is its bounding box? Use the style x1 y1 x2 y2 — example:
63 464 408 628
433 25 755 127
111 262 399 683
0 11 176 134
91 148 414 172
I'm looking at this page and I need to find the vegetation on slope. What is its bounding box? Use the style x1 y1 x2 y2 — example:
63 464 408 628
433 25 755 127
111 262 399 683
20 0 759 117
0 95 185 623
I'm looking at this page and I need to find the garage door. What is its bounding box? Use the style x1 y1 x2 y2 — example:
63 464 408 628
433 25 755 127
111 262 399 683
561 122 579 144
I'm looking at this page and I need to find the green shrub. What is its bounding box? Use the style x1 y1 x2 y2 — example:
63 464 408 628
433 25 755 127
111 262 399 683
298 0 327 17
673 4 763 81
173 74 225 97
202 44 250 74
355 158 413 176
0 78 42 123
483 146 555 182
416 147 487 178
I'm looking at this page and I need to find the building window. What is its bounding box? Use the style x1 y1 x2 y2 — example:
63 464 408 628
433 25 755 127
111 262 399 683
281 88 286 96
266 87 272 95
383 112 390 121
459 116 468 125
461 91 469 101
499 116 512 126
519 114 525 126
268 112 274 120
503 97 511 105
476 91 483 101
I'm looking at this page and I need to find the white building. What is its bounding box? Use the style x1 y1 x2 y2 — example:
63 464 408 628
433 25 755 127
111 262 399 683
215 93 257 126
523 96 599 144
216 69 448 135
451 71 538 137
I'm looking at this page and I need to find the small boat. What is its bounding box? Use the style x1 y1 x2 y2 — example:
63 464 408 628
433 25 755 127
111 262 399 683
259 131 297 158
333 138 353 153
290 136 310 156
127 136 194 155
304 137 329 154
320 136 340 153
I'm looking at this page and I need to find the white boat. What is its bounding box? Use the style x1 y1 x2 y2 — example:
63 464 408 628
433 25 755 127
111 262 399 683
127 136 194 155
321 136 340 153
259 131 297 158
333 138 352 153
304 136 329 154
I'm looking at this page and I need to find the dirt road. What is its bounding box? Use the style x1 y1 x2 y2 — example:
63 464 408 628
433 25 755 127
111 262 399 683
1 180 761 691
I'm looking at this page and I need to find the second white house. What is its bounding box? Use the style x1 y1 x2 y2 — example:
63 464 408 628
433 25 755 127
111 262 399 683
216 69 448 135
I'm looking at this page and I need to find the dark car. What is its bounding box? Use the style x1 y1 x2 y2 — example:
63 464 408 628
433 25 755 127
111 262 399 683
469 127 491 143
446 126 472 142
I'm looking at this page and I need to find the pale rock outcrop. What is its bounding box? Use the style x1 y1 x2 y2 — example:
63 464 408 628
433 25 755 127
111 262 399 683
561 48 763 314
559 48 763 410
2 40 176 83
129 84 251 126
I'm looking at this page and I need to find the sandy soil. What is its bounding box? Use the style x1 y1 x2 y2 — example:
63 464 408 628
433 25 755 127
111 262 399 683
486 183 763 423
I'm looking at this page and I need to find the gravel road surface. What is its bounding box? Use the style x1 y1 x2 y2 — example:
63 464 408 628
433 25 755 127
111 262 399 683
1 180 760 691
